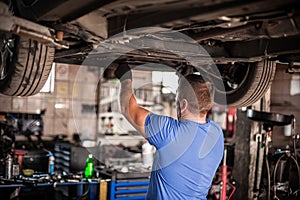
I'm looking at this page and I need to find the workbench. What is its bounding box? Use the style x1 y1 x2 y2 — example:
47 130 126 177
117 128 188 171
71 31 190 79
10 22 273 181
0 177 101 200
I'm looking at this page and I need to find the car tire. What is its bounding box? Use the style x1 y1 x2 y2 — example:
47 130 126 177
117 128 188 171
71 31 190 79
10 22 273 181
214 60 276 107
0 36 55 96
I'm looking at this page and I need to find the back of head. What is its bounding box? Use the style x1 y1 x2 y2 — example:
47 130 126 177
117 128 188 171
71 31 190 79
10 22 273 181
178 74 214 114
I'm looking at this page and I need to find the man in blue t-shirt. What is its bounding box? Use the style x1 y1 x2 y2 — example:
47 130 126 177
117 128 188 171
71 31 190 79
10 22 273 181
114 63 224 200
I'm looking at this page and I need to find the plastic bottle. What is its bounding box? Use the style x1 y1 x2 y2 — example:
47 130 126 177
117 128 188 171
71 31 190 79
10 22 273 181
48 152 55 175
12 160 20 177
142 141 154 168
84 154 94 178
5 154 12 179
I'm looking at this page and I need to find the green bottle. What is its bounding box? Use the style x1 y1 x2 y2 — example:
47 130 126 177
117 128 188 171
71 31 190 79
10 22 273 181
84 154 94 178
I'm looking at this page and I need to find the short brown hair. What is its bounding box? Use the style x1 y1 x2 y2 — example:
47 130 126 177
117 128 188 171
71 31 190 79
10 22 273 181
177 74 214 114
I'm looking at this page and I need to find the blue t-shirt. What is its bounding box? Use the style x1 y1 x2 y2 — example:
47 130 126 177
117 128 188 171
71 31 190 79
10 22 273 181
145 113 224 200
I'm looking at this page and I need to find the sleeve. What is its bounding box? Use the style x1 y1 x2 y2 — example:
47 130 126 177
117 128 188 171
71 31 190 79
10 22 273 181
144 113 178 149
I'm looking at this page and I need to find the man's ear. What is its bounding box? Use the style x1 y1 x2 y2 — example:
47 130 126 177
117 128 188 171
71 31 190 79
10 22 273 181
181 99 188 112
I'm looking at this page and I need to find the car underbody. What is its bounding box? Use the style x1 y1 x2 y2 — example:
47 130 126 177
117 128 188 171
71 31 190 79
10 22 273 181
1 0 300 107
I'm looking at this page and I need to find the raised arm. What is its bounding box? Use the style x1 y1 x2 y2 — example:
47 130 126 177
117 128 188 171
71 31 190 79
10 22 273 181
115 64 150 138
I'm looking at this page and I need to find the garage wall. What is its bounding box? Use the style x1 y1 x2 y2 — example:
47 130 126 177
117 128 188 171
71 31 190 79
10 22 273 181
0 64 154 142
271 63 300 148
0 64 101 140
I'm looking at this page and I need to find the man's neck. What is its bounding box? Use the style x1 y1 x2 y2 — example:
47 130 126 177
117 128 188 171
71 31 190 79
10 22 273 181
180 112 207 124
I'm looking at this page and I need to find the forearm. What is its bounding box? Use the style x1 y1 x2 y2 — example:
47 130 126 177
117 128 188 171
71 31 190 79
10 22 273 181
119 79 135 118
115 64 150 137
118 79 149 137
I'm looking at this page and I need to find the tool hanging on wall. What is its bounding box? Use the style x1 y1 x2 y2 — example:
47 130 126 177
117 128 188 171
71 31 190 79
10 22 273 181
247 109 300 200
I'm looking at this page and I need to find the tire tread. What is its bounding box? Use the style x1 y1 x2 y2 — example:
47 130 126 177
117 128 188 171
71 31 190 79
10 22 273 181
0 38 54 96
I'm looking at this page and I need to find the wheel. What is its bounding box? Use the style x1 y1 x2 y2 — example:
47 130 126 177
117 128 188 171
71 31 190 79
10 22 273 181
0 2 55 96
214 60 276 107
0 34 55 96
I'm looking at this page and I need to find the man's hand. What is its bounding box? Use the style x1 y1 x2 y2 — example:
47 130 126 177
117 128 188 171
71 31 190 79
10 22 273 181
114 63 132 81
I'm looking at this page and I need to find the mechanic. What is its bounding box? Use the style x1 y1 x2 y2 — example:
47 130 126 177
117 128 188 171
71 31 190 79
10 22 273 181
115 63 224 200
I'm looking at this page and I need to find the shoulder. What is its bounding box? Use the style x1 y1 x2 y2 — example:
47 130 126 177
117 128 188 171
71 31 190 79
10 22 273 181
207 119 223 133
145 113 178 126
205 119 224 143
144 113 180 147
